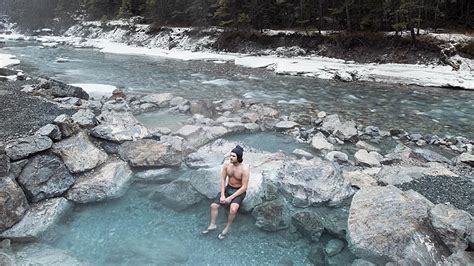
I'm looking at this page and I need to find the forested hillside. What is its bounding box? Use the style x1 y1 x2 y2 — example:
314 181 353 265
1 0 472 35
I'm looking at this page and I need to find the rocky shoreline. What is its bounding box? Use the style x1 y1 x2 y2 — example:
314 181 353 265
0 68 473 265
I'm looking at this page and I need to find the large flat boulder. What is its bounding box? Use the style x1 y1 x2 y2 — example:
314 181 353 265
52 131 108 173
376 162 457 185
17 154 75 202
0 197 71 241
91 110 149 142
347 185 450 264
66 159 132 203
0 176 29 232
5 136 52 161
277 158 354 207
119 139 182 168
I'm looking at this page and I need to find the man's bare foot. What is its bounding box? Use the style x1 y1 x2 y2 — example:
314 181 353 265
201 225 217 234
218 227 230 240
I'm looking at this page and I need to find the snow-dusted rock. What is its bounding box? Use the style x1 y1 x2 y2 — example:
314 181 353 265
66 159 132 203
141 93 173 107
319 114 342 135
325 151 349 163
292 149 314 159
52 131 108 173
14 243 85 265
0 198 71 241
333 121 358 142
275 120 299 130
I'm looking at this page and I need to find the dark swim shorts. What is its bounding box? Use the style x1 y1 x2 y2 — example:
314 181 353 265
214 185 246 206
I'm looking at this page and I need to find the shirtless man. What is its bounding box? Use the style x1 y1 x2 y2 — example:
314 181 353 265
202 145 249 240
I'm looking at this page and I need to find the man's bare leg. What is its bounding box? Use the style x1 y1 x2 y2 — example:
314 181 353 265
206 203 220 230
219 203 239 239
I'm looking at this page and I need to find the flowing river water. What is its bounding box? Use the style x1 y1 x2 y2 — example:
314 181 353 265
2 40 474 265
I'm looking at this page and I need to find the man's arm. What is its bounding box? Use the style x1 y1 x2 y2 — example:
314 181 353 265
219 163 228 202
227 165 249 200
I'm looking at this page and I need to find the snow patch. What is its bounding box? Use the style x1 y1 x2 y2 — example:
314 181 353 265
0 53 20 68
70 83 117 98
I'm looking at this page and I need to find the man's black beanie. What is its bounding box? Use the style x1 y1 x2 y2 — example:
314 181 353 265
231 145 244 161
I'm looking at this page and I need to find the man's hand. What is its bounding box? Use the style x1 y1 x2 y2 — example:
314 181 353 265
220 195 226 204
224 197 232 204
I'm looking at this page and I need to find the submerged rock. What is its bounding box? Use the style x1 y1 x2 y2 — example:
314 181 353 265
325 239 345 257
66 159 132 203
291 211 324 242
14 243 85 265
252 199 290 231
0 197 71 241
150 179 203 211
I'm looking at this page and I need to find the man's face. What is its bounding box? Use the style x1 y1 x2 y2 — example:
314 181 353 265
229 152 238 163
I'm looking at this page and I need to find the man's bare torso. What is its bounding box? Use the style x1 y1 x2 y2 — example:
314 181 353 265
225 163 248 188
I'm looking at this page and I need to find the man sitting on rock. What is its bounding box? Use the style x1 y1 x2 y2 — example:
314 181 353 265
202 145 249 240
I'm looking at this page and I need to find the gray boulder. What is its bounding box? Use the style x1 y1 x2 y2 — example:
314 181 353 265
5 136 52 161
411 148 450 163
0 154 10 176
343 169 378 189
0 177 29 232
325 239 345 256
320 114 342 135
0 252 14 266
141 93 173 107
455 152 474 166
347 186 449 263
17 154 75 202
325 151 349 163
150 179 203 211
72 109 97 128
52 131 108 173
275 121 299 130
277 158 354 207
252 199 290 231
356 141 380 152
354 149 382 167
0 197 71 241
291 211 324 242
248 104 279 119
91 110 149 142
292 149 314 159
14 243 85 265
51 81 89 100
119 139 182 168
66 159 132 203
429 203 474 253
442 251 474 265
334 121 358 143
311 132 335 151
36 124 62 141
53 114 79 138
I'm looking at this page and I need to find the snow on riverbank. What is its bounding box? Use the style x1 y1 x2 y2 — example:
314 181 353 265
2 23 474 90
0 53 20 68
70 83 117 98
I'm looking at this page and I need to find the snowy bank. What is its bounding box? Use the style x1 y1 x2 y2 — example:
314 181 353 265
0 53 20 68
5 21 474 90
70 83 117 98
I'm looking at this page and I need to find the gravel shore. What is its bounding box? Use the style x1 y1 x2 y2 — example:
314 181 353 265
0 79 74 144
